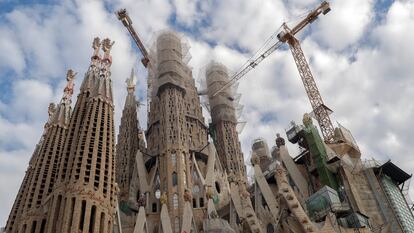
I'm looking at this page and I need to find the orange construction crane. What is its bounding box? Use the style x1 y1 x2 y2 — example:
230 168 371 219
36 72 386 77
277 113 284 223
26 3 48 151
116 9 150 68
212 1 335 143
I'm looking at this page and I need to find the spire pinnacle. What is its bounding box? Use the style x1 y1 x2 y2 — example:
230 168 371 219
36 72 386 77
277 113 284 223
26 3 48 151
91 37 101 61
126 68 137 93
62 69 77 102
102 38 115 64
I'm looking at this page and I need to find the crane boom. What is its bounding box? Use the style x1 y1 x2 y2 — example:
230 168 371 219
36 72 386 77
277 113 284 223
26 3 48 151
116 9 150 67
211 1 334 143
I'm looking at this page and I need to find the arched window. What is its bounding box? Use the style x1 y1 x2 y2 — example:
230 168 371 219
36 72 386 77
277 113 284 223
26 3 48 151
215 181 221 193
173 194 178 210
172 172 177 186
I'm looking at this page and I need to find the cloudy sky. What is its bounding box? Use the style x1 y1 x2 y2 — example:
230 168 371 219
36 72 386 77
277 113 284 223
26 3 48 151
1 0 413 225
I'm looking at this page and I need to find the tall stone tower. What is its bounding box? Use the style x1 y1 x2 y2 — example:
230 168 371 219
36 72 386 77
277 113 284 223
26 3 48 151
206 63 246 181
145 31 209 231
116 68 141 202
45 37 118 233
4 70 74 233
4 146 38 233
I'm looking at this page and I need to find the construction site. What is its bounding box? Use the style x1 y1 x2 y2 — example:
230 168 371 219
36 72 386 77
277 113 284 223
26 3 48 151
4 1 414 233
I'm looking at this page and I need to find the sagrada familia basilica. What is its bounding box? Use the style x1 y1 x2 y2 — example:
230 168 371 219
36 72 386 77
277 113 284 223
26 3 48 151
3 3 414 233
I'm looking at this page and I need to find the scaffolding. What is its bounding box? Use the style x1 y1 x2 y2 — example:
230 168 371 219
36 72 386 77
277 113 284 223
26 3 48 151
147 30 192 101
204 62 243 124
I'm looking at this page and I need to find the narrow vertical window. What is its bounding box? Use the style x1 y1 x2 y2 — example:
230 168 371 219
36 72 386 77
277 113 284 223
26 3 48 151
172 172 177 186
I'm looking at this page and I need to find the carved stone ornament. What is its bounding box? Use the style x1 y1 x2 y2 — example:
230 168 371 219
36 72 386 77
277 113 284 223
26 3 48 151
92 37 101 57
102 38 115 56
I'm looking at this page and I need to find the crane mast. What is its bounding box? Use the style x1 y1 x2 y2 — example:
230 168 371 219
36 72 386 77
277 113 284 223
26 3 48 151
277 1 334 143
285 32 335 143
116 9 150 68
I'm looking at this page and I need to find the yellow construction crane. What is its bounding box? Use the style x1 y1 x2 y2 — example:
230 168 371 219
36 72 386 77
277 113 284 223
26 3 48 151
212 1 335 143
116 9 150 68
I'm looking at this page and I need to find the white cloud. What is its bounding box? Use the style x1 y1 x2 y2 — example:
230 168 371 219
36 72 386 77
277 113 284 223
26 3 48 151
171 0 199 26
9 79 54 121
200 0 288 52
312 0 374 51
0 27 25 73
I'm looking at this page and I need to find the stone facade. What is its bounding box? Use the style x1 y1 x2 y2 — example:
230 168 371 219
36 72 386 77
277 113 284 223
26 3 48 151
6 31 414 233
113 32 412 233
5 37 118 233
116 68 141 202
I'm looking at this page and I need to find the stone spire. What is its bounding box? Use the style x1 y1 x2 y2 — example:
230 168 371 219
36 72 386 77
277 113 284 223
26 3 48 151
45 37 117 233
5 71 75 233
81 37 101 91
49 70 76 127
116 67 141 202
206 62 247 181
91 38 114 104
144 31 209 231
